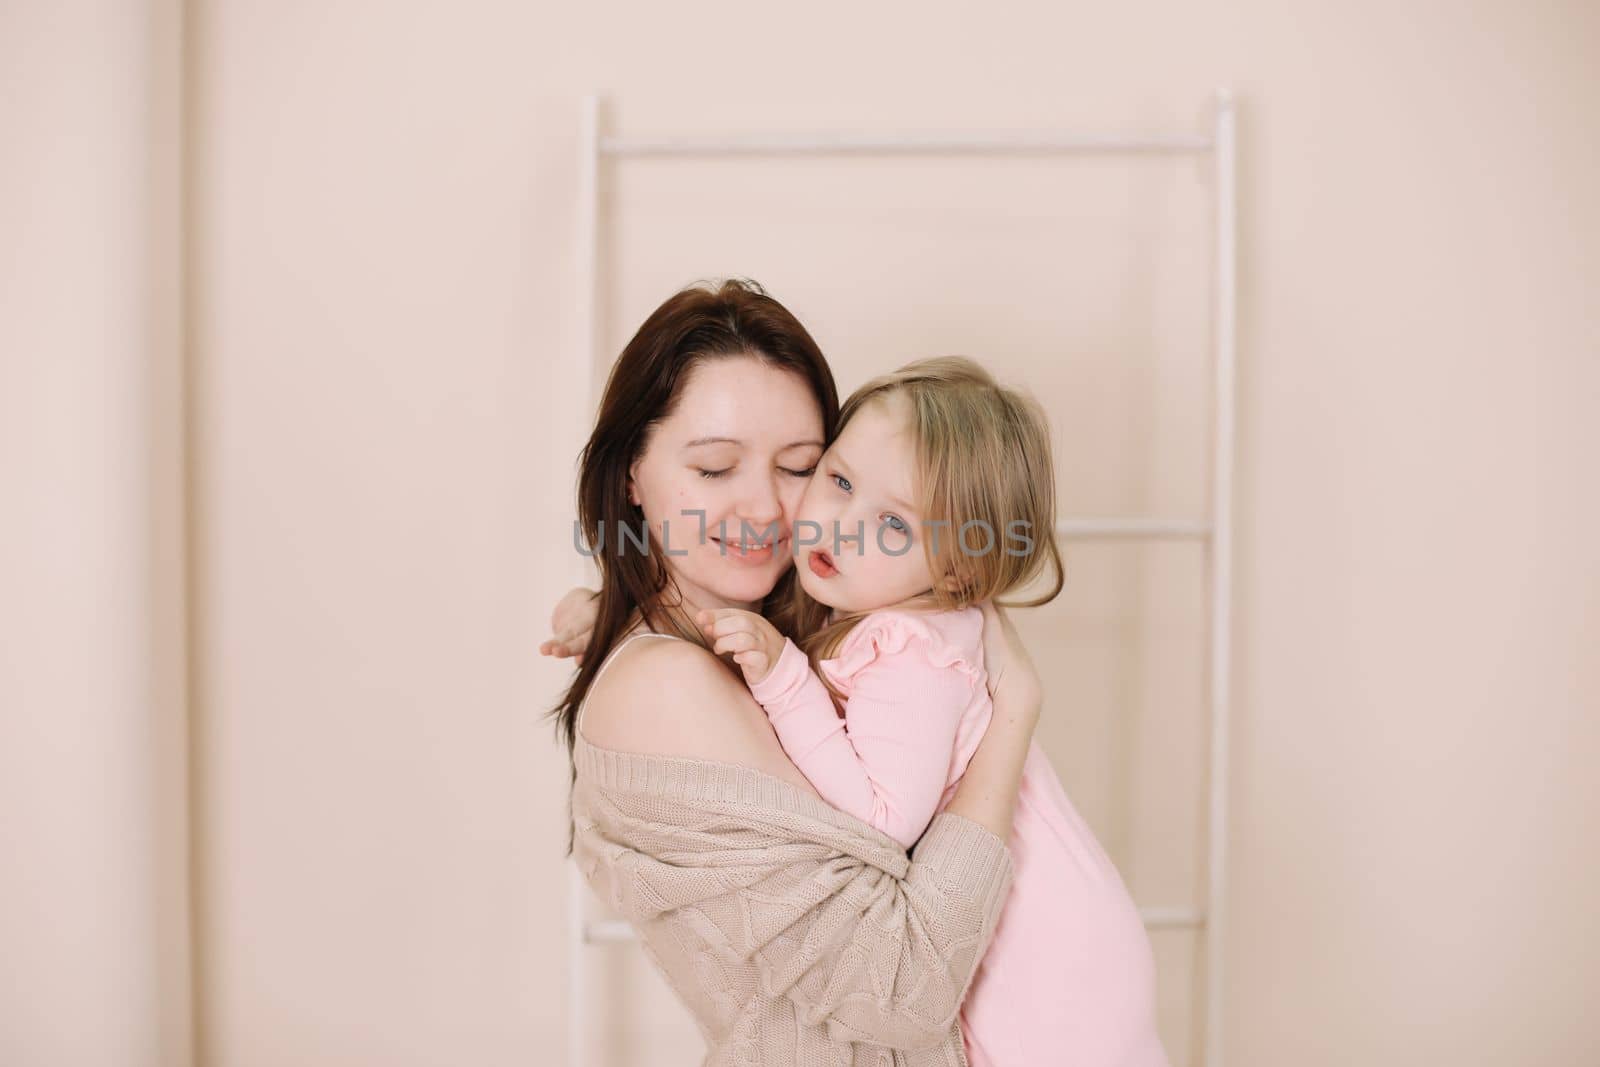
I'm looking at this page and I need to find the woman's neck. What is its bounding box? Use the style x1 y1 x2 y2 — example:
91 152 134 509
656 577 758 626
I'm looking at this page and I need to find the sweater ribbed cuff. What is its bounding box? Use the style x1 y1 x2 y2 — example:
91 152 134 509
911 812 1014 903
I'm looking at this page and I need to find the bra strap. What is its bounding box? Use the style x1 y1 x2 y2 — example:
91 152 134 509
576 631 685 734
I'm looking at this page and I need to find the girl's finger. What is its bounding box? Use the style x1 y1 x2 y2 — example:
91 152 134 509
713 632 753 655
700 612 751 639
713 631 756 656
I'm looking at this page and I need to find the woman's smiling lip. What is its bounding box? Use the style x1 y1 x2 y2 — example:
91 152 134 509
710 533 787 564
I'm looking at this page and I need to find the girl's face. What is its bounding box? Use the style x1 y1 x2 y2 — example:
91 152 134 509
793 393 938 614
628 356 825 615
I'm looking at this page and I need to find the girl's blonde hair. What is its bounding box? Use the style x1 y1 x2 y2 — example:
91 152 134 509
792 356 1065 683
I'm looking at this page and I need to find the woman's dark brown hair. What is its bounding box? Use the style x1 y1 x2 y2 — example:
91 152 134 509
549 279 839 849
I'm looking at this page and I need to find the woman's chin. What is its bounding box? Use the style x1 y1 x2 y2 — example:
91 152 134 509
700 557 789 606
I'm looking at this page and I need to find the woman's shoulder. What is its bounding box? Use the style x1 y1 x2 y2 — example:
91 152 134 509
826 605 985 677
582 633 737 749
582 631 820 792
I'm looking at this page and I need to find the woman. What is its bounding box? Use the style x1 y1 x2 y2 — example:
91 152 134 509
547 279 1044 1064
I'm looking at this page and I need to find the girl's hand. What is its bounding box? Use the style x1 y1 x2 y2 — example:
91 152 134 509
540 587 599 666
978 600 1041 722
696 608 786 686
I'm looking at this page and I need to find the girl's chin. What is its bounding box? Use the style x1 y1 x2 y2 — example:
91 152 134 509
797 570 846 611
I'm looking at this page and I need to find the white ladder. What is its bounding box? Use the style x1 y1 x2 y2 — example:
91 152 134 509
566 90 1237 1067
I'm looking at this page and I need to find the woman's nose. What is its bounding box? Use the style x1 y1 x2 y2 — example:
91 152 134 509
735 473 784 535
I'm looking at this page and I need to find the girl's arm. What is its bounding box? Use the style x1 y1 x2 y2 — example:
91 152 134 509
747 635 973 849
690 599 1041 845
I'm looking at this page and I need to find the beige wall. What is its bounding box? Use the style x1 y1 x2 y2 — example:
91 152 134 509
1 2 192 1066
3 1 1597 1065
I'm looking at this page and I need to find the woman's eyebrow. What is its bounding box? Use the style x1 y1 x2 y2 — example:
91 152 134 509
682 436 824 450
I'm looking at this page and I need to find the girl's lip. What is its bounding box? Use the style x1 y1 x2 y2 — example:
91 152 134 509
807 549 838 578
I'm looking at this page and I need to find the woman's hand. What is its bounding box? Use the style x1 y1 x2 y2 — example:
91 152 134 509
979 599 1042 720
540 586 599 666
942 600 1042 841
696 608 786 687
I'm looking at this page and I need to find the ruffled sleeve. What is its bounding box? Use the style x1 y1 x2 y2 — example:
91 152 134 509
818 608 985 696
750 608 987 849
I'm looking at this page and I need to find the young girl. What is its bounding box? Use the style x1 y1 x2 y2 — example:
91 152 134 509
696 357 1171 1067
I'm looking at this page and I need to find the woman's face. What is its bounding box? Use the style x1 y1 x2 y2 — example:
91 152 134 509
627 355 825 613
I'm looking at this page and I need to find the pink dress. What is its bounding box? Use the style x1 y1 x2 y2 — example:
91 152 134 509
748 608 1170 1067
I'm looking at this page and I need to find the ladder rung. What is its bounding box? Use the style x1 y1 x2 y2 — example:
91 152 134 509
583 908 1204 944
600 132 1213 159
584 919 637 944
1057 518 1210 539
1138 907 1207 930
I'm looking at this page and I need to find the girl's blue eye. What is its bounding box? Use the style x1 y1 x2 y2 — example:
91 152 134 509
831 473 852 493
697 468 731 480
882 514 907 533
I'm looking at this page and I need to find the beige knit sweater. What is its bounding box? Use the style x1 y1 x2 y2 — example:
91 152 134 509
572 694 1015 1066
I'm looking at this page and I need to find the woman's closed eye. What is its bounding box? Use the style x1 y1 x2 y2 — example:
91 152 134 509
697 465 817 480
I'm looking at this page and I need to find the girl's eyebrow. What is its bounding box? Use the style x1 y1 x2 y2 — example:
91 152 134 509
830 448 916 513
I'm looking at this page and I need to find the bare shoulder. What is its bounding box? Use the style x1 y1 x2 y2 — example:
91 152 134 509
583 636 819 794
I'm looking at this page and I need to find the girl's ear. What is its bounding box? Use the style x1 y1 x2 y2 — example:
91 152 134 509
937 568 971 596
626 460 642 507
